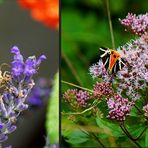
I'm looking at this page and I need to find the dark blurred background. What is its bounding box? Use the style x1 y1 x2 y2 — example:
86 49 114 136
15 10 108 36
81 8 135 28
0 0 59 147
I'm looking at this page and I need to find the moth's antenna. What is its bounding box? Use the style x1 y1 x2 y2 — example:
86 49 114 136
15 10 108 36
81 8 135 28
105 0 115 49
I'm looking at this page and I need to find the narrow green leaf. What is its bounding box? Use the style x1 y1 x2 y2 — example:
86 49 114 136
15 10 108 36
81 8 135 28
145 129 148 147
46 72 59 144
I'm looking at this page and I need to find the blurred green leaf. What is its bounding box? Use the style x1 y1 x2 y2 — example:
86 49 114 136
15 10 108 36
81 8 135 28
96 116 123 137
46 72 59 144
145 129 148 147
64 129 89 144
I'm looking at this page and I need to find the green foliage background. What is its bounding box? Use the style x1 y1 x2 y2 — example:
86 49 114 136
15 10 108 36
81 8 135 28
62 0 148 147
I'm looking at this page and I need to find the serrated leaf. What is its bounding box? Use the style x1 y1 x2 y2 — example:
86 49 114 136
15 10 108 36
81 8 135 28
46 72 59 144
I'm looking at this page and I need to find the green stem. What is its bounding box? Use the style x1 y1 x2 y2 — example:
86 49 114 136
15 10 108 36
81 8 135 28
62 80 94 93
120 122 141 148
134 126 148 140
62 100 100 115
62 52 82 85
105 0 115 49
91 133 105 148
134 104 143 114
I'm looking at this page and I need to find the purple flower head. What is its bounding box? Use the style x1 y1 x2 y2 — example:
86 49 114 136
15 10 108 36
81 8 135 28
120 13 148 35
93 82 113 98
24 56 37 77
36 55 47 66
143 104 148 117
76 90 90 107
63 89 91 109
11 46 24 77
117 37 148 100
24 55 46 77
89 59 107 79
11 46 20 54
107 94 134 121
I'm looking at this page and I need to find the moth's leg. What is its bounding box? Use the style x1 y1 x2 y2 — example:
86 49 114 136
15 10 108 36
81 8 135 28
114 63 117 73
120 59 126 65
118 59 122 70
104 57 109 66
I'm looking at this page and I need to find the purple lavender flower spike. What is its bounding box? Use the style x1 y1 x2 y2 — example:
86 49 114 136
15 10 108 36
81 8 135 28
0 134 8 142
24 55 46 80
36 55 47 65
24 56 37 77
7 125 17 133
0 46 46 146
11 46 24 78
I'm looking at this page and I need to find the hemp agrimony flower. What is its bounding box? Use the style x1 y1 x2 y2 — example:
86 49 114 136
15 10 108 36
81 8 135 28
120 13 148 36
63 89 91 109
117 14 148 100
107 94 134 121
0 46 46 145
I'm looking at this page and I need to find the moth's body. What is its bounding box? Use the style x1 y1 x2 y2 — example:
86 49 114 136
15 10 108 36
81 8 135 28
100 47 125 74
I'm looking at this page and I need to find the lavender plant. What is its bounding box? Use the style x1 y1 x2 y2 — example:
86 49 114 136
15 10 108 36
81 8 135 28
62 13 148 147
0 46 46 147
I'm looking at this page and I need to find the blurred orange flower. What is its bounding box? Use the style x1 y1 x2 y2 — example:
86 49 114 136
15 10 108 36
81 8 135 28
18 0 59 30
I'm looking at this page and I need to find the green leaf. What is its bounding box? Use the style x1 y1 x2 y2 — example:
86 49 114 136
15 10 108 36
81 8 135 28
145 129 148 147
65 129 89 144
96 116 123 137
46 72 59 144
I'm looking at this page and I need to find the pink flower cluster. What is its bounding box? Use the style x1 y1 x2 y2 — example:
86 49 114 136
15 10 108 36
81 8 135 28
89 59 107 79
63 89 90 108
117 36 148 100
76 90 90 107
107 95 134 121
143 104 148 117
93 82 113 98
120 13 148 35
